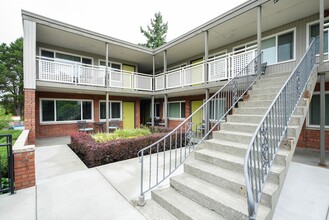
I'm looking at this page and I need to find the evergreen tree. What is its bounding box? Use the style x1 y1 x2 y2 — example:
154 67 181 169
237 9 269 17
140 12 168 49
0 38 24 116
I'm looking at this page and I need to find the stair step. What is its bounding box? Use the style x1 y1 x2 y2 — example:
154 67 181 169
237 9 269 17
256 76 288 85
213 130 253 144
238 100 273 108
227 114 263 124
137 199 178 220
252 81 284 90
248 86 282 95
260 72 290 79
170 173 271 220
184 160 279 208
194 148 285 184
221 122 258 133
248 93 278 101
204 139 248 157
233 107 268 115
152 187 225 220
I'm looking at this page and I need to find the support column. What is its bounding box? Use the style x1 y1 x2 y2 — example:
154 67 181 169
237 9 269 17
164 94 168 128
152 55 155 91
151 96 155 126
204 89 209 137
319 0 326 166
106 92 109 133
106 43 109 88
24 89 36 144
257 5 262 73
204 31 209 83
164 50 167 89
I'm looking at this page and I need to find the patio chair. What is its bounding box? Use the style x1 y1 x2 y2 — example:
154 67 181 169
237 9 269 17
77 120 94 133
196 119 206 139
108 120 119 132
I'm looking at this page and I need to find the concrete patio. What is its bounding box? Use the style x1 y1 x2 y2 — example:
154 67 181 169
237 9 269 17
0 136 328 220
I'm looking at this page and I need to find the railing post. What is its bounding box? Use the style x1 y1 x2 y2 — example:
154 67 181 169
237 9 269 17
204 89 209 137
8 135 14 195
138 151 145 206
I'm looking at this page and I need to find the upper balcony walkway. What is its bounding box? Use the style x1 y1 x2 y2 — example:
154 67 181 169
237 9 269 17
36 47 257 93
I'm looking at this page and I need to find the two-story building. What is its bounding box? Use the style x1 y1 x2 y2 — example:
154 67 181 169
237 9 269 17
22 0 329 153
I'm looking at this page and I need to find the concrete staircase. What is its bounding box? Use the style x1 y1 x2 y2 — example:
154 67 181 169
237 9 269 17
137 70 318 220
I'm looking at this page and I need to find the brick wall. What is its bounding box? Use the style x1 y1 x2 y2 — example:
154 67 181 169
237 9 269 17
24 89 36 144
296 82 329 151
14 150 35 190
34 91 141 138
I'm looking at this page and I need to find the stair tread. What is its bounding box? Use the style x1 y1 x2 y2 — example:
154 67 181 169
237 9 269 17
206 138 249 148
216 129 254 137
137 199 178 220
196 148 285 174
152 187 226 220
171 173 271 219
222 122 259 126
185 159 279 196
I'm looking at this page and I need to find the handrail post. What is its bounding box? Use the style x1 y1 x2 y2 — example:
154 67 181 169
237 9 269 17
138 151 145 206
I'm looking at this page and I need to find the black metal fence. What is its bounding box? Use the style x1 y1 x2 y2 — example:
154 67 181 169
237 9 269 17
0 134 14 194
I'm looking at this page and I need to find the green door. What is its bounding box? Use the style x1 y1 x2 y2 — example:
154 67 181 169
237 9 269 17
191 58 203 86
123 102 135 129
191 100 203 131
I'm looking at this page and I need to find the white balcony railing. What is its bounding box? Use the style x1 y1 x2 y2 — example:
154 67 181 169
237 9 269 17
36 46 257 92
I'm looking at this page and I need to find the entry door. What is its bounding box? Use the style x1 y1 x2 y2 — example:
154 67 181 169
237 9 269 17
191 100 203 131
123 102 135 129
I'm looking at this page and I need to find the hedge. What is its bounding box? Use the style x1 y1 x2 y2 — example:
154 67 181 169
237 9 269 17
70 129 186 168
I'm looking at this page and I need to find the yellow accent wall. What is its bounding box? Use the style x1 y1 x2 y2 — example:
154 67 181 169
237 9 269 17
123 102 135 129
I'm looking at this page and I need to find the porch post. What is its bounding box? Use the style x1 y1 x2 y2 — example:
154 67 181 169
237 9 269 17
164 94 168 128
257 5 262 73
164 50 167 89
204 31 209 83
319 0 326 166
151 96 155 126
106 43 109 88
204 89 209 137
106 92 109 133
153 55 155 91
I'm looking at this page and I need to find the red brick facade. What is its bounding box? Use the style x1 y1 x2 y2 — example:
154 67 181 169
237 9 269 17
24 89 36 144
14 150 35 190
35 91 141 138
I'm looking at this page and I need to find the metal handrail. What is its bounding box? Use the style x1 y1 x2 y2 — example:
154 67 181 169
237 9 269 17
137 52 266 205
243 37 318 219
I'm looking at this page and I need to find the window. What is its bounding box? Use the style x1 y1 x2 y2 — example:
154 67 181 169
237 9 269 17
209 99 226 121
168 101 185 119
308 93 329 127
261 31 294 64
99 101 122 120
308 23 328 54
154 103 160 118
41 99 93 122
99 61 122 70
40 49 93 65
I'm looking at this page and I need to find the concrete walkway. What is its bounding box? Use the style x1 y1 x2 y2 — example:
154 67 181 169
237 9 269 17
0 137 328 220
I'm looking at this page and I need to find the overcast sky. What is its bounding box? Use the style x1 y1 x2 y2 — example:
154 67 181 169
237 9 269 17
1 0 247 45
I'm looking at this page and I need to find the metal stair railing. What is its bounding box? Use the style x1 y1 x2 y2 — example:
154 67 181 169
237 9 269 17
137 52 266 206
244 37 318 220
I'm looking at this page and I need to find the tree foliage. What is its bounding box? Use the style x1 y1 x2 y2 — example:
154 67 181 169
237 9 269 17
140 12 168 49
0 38 23 116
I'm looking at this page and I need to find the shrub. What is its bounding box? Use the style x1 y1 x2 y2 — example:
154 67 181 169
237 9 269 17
70 129 186 168
0 107 12 130
92 127 151 142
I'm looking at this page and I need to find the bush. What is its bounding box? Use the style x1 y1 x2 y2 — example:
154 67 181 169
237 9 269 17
92 127 151 142
70 129 186 168
0 107 12 130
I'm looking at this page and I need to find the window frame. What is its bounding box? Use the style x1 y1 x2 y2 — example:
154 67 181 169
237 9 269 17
233 28 296 65
39 47 93 66
99 100 123 121
208 98 227 122
306 91 329 129
306 19 329 57
167 101 186 120
98 60 123 70
39 98 94 124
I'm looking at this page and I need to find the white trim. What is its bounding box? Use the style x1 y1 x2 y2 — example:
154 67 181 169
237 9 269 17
306 91 329 129
98 59 123 70
208 50 227 60
167 101 186 120
40 98 94 124
99 100 123 120
306 19 329 56
167 63 187 71
39 47 93 65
